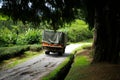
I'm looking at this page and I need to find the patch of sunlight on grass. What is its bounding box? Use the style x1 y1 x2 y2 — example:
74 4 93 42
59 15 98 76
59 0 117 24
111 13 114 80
0 50 44 70
74 56 90 67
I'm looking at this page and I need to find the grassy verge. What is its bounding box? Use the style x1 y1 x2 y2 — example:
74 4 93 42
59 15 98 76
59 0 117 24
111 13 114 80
29 44 42 51
67 38 93 45
64 43 92 80
0 45 29 61
0 50 43 70
65 55 91 80
0 44 42 61
65 53 120 80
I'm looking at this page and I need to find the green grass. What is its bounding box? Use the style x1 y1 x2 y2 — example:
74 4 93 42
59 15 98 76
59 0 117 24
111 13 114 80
73 56 90 67
64 43 92 80
65 55 90 80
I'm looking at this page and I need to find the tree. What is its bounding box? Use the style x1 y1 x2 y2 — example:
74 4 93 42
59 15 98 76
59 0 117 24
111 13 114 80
0 0 84 30
0 0 120 63
89 1 120 63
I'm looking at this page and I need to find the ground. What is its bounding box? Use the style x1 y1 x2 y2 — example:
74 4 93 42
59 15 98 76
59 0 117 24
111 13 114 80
0 43 119 80
0 44 83 80
67 49 120 80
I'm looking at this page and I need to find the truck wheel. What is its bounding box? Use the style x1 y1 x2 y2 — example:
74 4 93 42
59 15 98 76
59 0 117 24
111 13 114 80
62 48 65 54
62 50 65 54
45 51 50 54
58 52 63 56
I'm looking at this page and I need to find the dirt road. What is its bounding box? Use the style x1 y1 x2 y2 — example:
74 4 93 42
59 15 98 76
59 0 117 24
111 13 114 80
0 44 82 80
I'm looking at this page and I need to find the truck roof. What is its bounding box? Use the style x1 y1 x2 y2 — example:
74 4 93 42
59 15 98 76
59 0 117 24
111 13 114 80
42 30 66 44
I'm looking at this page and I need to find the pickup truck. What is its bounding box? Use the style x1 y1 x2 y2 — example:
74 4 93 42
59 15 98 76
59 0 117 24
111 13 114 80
42 30 67 55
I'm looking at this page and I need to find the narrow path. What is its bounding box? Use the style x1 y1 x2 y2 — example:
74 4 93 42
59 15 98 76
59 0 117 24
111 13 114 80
0 44 82 80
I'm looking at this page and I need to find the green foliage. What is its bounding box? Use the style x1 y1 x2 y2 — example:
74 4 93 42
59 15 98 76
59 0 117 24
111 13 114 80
0 26 42 47
16 28 42 45
0 16 43 47
0 0 85 29
73 56 90 67
0 45 29 61
65 56 90 80
59 20 93 42
0 15 9 20
0 27 17 47
16 34 27 45
81 43 92 49
65 43 92 80
0 19 92 47
29 44 42 51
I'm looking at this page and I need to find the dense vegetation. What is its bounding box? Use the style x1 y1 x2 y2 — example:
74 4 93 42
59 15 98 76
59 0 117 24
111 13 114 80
0 27 42 47
0 16 93 61
59 20 93 42
0 45 29 61
0 44 42 61
0 18 93 47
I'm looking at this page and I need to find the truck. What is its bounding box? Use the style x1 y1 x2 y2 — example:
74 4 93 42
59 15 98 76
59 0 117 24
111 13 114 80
42 30 67 55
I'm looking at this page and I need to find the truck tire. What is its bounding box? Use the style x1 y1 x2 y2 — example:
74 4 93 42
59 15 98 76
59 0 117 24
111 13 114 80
62 48 65 54
45 51 50 54
58 48 65 56
58 52 63 56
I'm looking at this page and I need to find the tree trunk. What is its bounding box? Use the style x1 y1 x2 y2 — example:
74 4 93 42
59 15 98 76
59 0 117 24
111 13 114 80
92 4 120 64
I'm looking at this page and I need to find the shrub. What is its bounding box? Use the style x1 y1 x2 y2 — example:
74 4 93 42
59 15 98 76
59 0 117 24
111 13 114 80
59 20 93 42
16 28 42 45
29 44 42 51
0 45 29 61
0 27 17 47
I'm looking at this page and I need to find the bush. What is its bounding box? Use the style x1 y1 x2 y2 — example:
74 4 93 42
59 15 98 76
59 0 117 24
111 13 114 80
0 19 92 46
0 27 42 46
29 44 42 51
0 27 17 47
16 28 42 45
0 45 29 61
59 20 93 42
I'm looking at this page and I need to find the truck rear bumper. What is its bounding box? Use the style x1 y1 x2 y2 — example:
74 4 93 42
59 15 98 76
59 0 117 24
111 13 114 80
42 42 65 52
